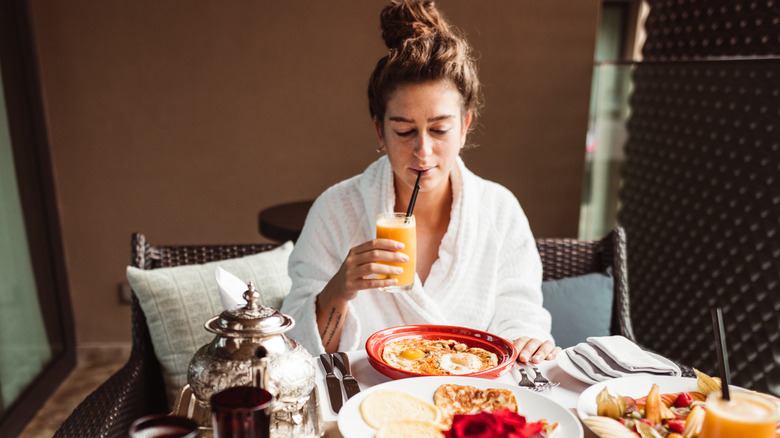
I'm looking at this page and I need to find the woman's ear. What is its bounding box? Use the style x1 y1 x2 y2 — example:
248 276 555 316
373 116 385 146
460 111 473 146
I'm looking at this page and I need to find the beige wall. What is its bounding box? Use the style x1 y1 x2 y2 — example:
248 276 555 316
28 1 600 344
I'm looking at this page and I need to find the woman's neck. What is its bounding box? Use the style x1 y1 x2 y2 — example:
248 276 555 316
393 173 453 225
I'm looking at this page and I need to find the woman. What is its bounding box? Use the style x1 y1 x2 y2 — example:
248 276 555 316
281 0 560 364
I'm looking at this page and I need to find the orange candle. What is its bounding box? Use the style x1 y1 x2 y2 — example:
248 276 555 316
376 213 416 292
699 390 777 438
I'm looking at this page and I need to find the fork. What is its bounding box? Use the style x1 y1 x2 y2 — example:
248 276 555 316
516 365 537 390
529 364 558 391
529 364 550 385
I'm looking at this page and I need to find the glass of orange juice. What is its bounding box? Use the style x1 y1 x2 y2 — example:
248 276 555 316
375 212 416 292
699 389 778 438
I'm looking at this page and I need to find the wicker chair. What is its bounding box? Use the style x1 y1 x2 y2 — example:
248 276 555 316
56 227 644 437
54 233 278 438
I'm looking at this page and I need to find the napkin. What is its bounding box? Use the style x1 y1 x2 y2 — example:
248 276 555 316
215 267 250 310
571 343 624 378
586 335 680 375
565 349 614 382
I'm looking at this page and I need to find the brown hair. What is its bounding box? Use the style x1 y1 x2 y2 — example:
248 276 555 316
368 0 482 130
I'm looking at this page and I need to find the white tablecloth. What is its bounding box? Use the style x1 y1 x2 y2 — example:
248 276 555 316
314 350 599 438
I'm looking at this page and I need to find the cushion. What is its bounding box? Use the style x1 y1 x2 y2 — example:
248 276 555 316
126 241 293 406
542 269 614 349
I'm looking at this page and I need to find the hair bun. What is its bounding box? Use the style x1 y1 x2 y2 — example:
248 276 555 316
380 0 450 50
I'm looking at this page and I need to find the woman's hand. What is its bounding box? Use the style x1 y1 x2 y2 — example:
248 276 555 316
323 238 409 301
316 238 408 353
513 336 561 364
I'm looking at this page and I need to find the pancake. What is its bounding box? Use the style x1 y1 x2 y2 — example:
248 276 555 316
433 383 518 428
376 419 445 438
360 390 441 430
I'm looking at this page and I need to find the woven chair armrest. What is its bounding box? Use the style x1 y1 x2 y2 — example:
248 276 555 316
54 350 168 438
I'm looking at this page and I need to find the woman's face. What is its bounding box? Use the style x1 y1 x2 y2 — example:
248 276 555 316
375 80 472 198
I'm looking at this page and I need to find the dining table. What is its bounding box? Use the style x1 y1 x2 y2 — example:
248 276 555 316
313 350 600 438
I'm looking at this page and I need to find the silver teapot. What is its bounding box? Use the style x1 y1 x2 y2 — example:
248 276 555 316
187 282 320 437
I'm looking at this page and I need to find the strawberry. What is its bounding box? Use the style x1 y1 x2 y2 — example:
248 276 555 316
673 392 694 408
666 419 686 433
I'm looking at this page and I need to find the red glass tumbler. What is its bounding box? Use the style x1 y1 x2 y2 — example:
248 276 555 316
211 386 273 438
128 414 199 438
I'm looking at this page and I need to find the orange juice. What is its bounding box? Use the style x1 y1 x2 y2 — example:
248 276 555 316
376 213 416 292
699 390 777 438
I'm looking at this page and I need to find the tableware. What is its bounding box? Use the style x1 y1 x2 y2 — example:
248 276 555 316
576 375 699 421
365 324 517 380
516 365 537 390
319 353 343 413
337 375 583 438
376 212 416 292
128 414 199 438
557 346 681 385
211 386 273 438
333 352 361 399
529 363 558 391
699 389 777 438
187 281 319 437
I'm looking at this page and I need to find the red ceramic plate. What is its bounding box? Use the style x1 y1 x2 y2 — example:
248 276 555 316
365 324 518 380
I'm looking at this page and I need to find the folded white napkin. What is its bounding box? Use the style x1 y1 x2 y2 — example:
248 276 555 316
215 267 250 310
586 335 680 375
572 343 624 378
565 349 613 382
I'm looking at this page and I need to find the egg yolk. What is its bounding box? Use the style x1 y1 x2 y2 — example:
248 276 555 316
401 349 424 360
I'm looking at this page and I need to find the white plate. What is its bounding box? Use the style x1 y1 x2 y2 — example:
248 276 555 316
576 375 699 421
337 375 583 438
556 347 681 385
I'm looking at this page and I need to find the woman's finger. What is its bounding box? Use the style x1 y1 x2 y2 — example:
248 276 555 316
545 345 562 360
352 238 404 255
515 336 542 363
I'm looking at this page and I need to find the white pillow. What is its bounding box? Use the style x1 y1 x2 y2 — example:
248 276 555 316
126 241 293 406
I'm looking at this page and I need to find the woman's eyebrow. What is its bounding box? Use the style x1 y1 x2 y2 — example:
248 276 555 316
388 115 455 123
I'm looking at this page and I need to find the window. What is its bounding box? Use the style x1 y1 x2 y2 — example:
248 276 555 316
579 1 647 239
0 1 76 434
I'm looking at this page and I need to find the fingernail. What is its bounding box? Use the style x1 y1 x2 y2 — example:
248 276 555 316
394 267 403 274
533 355 541 362
396 243 406 250
400 254 409 262
519 355 527 362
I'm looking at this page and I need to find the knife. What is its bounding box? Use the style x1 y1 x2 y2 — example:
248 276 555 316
319 353 343 413
333 352 361 399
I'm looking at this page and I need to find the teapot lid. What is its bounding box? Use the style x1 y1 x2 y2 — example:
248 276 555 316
204 282 294 337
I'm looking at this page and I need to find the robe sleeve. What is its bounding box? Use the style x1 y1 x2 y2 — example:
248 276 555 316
279 193 362 355
487 195 553 344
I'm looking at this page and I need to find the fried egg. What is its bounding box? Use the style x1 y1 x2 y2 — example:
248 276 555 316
439 353 484 375
382 338 498 375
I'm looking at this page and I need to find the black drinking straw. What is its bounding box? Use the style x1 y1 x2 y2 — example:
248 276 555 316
711 307 731 401
405 170 423 220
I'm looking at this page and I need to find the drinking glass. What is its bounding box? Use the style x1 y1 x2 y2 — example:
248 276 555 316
375 212 416 292
699 389 777 438
128 414 199 438
211 386 273 438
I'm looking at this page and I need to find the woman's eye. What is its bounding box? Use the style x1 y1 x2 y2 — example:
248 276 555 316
431 129 450 135
395 130 415 137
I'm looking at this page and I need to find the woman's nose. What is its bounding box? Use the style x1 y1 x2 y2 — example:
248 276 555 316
414 133 433 158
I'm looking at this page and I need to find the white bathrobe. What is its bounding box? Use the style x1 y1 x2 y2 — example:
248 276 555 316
280 156 552 355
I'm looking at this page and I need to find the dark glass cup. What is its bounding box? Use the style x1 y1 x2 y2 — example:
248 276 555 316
128 414 199 438
211 386 273 438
